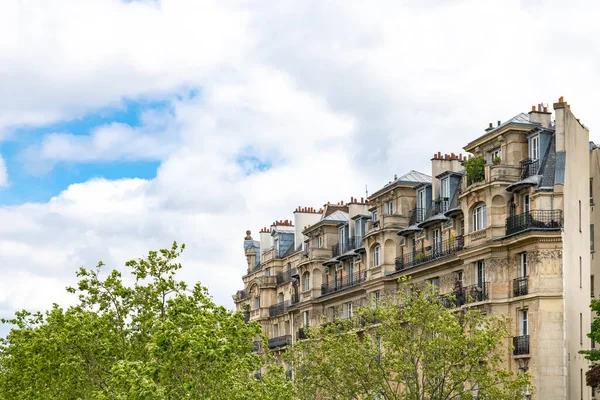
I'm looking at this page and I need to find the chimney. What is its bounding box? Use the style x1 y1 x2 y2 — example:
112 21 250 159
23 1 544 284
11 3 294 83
485 122 494 132
497 120 501 127
529 101 551 128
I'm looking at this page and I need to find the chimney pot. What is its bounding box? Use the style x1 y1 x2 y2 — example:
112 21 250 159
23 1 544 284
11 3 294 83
559 96 564 103
497 120 501 126
438 151 442 158
532 105 536 111
361 197 364 203
568 104 571 109
537 104 542 112
543 106 548 112
489 122 493 128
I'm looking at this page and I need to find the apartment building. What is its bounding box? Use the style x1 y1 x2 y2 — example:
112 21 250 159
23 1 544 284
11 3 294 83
234 97 595 399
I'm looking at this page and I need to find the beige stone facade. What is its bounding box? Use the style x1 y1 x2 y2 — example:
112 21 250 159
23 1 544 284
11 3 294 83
234 98 597 399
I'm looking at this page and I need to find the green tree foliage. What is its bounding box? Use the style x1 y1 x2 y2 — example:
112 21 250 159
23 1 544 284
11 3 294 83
0 243 293 400
581 298 600 388
287 282 532 400
464 156 486 184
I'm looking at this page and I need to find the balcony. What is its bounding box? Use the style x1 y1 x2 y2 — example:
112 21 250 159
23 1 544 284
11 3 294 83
268 334 292 349
505 210 563 236
276 268 298 285
269 300 290 317
321 271 367 296
513 277 528 297
395 236 464 271
409 207 426 226
418 198 449 228
332 236 364 258
438 283 489 308
520 158 539 179
513 335 530 355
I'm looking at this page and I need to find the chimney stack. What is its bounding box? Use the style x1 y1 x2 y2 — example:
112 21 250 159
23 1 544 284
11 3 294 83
485 122 494 132
529 101 552 128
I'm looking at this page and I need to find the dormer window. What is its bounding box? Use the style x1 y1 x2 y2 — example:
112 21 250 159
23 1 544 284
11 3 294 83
529 135 539 160
354 219 363 238
440 177 449 199
416 188 426 222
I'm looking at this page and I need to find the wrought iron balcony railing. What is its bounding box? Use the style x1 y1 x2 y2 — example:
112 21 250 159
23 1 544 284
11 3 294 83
276 268 297 285
408 206 426 225
321 271 367 296
395 236 464 271
513 277 528 297
438 282 489 308
424 198 449 220
505 210 563 236
513 335 530 355
268 335 292 349
520 158 539 179
333 236 364 258
269 300 290 317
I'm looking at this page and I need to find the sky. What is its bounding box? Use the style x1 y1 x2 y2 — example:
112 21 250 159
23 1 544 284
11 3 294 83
1 0 600 335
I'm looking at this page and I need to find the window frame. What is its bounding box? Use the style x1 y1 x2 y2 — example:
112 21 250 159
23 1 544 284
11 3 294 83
386 200 395 215
476 260 485 287
529 134 539 160
520 309 528 336
520 252 527 277
472 203 487 232
373 245 381 267
317 235 323 248
303 272 311 291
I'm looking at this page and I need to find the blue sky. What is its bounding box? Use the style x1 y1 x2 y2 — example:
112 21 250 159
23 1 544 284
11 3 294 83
0 99 173 204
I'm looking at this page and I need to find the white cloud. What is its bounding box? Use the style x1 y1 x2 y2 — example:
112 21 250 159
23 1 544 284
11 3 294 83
2 0 600 337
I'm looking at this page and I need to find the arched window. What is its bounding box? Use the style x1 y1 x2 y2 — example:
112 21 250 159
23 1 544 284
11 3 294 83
373 244 381 267
472 203 487 232
303 272 311 291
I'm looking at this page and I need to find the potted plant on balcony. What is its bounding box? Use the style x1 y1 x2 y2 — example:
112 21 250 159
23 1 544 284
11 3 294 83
416 252 426 262
492 156 501 165
464 156 486 184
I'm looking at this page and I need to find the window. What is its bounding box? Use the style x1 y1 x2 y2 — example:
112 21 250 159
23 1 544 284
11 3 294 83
476 260 485 287
303 241 309 252
591 178 594 204
338 225 347 247
523 194 530 213
490 148 502 163
373 245 381 267
432 229 442 254
529 135 539 160
343 302 353 319
429 277 440 290
254 296 260 309
456 270 463 285
317 235 323 248
348 261 355 278
592 224 595 252
472 203 487 232
303 311 310 327
417 189 426 222
372 291 381 308
303 272 310 291
520 310 528 336
520 253 528 277
265 268 271 276
274 324 279 337
372 210 378 222
278 292 284 303
355 219 363 238
440 177 450 199
386 200 395 215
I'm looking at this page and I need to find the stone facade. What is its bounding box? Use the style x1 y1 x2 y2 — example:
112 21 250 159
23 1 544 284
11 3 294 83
234 99 598 400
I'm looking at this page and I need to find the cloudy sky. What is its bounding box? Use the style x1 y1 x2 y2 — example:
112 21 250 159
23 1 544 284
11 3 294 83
1 0 599 333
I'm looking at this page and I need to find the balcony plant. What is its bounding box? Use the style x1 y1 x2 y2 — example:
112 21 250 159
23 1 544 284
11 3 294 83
464 156 486 184
416 252 426 262
492 156 502 165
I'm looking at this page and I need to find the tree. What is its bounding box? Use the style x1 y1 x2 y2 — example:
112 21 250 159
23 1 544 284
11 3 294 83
581 298 600 388
287 281 532 400
463 156 486 184
0 243 293 400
